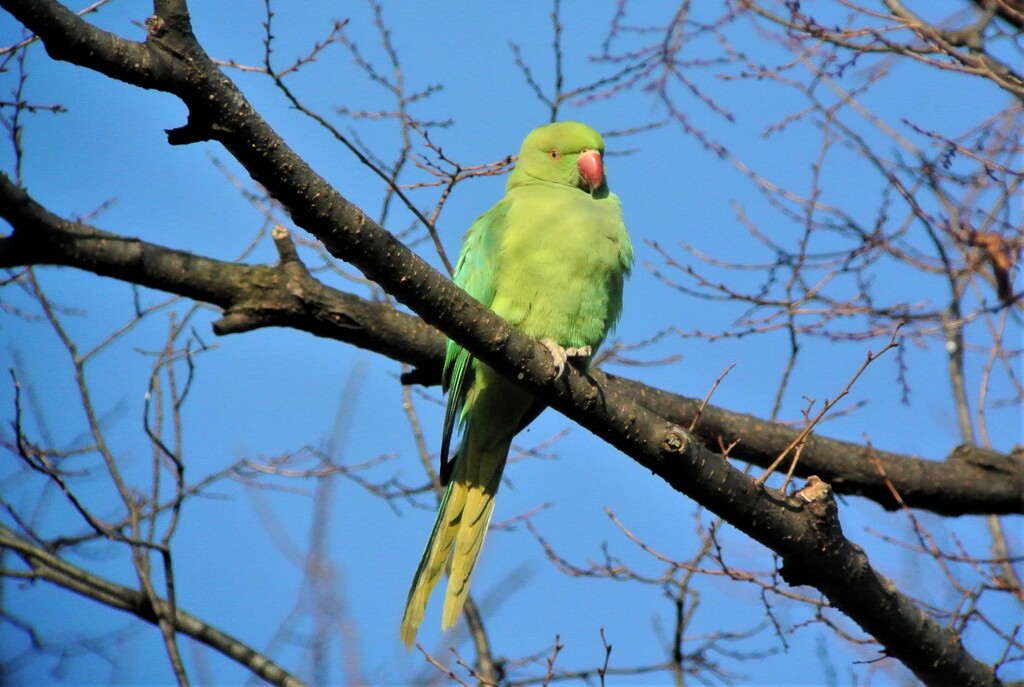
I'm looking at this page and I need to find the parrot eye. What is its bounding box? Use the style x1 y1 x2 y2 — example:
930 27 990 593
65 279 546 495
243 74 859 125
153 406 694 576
548 149 562 160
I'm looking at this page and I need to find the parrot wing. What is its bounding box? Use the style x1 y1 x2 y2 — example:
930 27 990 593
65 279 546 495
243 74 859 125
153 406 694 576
438 200 510 484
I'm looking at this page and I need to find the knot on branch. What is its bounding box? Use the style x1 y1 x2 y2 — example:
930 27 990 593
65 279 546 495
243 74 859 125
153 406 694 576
212 309 263 335
146 15 168 39
660 426 688 456
166 118 216 146
794 475 832 504
270 226 314 293
791 475 841 525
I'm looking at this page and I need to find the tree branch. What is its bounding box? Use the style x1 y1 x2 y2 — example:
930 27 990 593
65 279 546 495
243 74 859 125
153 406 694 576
0 524 307 687
0 1 1008 684
1 174 1020 518
0 173 441 372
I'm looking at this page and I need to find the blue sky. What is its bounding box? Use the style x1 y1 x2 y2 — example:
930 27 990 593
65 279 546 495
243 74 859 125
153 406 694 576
1 2 1021 685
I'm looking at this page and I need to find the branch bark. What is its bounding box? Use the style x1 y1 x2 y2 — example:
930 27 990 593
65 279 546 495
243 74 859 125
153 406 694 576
0 525 307 687
0 1 1011 684
1 174 1020 518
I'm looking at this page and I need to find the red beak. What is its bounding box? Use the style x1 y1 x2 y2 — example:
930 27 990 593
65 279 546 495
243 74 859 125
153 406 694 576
577 149 604 191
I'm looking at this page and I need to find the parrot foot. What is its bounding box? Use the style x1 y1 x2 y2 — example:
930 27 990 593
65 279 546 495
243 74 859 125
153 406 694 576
540 340 592 379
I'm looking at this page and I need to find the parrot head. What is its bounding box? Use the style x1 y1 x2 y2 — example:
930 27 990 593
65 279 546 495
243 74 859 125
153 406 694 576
509 121 607 195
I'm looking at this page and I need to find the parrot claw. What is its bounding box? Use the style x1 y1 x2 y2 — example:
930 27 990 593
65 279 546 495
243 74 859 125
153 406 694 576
564 345 592 359
540 340 592 379
541 339 568 378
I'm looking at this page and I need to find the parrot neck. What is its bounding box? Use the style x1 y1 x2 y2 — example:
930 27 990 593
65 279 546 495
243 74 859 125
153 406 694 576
507 170 607 199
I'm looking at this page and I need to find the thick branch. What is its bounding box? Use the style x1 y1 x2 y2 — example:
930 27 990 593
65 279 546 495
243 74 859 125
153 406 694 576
608 375 1024 517
0 2 1007 684
0 525 307 687
1 176 1020 518
0 173 440 372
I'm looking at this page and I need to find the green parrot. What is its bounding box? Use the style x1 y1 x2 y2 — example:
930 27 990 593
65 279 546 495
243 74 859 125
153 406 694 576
400 121 633 647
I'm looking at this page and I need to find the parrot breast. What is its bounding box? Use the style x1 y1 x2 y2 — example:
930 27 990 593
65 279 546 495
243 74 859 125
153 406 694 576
490 183 628 351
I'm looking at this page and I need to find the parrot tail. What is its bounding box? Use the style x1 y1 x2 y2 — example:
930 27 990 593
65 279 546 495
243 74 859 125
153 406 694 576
400 432 509 648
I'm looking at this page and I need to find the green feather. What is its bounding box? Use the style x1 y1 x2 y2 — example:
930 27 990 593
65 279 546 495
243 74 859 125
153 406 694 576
401 121 633 647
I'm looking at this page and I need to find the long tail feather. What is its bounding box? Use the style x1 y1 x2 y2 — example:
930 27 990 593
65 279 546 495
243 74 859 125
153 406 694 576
442 441 506 628
400 478 465 648
400 435 510 647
